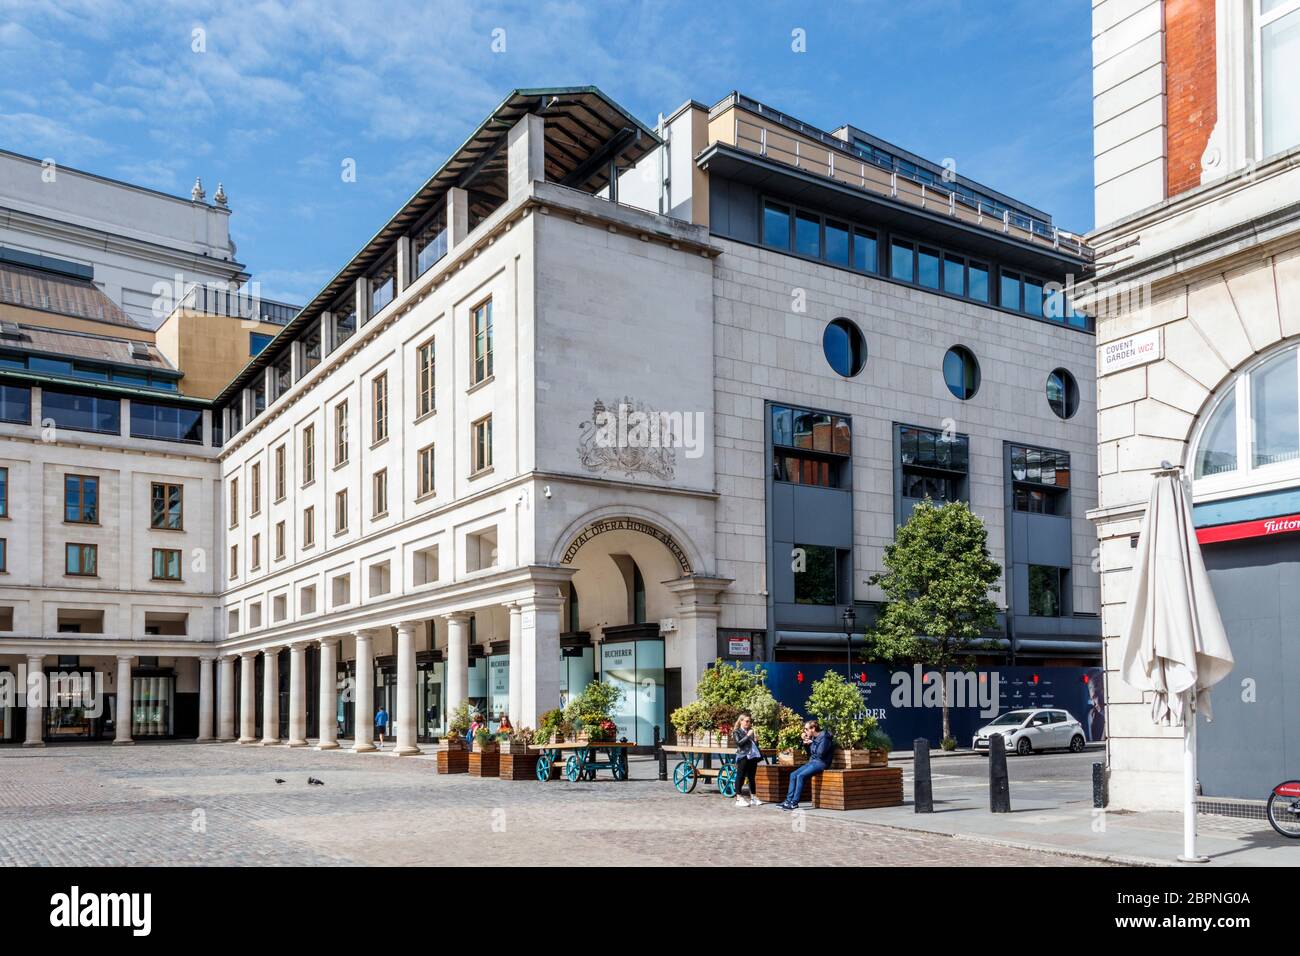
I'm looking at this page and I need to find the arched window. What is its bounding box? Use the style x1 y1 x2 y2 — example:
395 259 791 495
1191 342 1300 486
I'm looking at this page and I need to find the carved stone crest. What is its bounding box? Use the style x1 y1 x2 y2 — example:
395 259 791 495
577 397 677 480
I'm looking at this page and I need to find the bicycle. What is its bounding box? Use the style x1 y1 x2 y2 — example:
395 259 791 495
1267 780 1300 838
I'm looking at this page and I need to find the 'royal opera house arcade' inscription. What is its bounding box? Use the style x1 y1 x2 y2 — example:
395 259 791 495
561 519 692 574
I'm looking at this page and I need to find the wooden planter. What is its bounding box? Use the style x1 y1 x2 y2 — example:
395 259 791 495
808 766 904 811
469 750 500 777
499 751 541 780
436 746 469 775
870 748 889 767
777 749 808 767
472 740 500 754
499 739 531 755
830 748 875 769
755 763 795 803
442 736 468 751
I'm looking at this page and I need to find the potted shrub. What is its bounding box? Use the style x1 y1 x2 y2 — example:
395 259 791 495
500 727 534 755
563 680 624 743
866 726 893 766
806 671 880 768
670 700 708 746
775 712 808 765
444 701 471 750
472 728 499 753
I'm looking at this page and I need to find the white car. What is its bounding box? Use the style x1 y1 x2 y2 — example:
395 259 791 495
972 708 1086 756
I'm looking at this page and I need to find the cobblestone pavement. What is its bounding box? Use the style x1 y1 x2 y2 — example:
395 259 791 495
0 743 1109 866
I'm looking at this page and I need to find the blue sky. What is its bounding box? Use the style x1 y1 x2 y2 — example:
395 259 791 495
0 0 1094 305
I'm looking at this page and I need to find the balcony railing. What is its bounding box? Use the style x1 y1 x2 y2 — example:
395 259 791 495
722 96 1088 260
177 284 299 325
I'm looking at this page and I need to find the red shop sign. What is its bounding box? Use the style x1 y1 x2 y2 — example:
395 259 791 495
1197 513 1300 545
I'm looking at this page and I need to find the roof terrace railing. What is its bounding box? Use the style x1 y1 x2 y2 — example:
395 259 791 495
177 283 299 325
725 103 1088 259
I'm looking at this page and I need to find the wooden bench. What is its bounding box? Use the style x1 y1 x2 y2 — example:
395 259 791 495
808 766 903 810
436 748 469 775
499 751 541 780
755 763 795 803
469 750 500 778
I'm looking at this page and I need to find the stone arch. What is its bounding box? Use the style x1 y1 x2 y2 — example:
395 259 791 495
547 505 705 575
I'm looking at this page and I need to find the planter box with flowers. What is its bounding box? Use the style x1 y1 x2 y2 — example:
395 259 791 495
805 670 893 773
435 731 470 774
498 729 541 780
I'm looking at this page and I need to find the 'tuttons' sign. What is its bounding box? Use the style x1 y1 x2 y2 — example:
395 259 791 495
1099 327 1163 376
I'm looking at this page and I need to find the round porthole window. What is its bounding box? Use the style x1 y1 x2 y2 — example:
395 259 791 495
1047 368 1079 419
822 317 867 377
943 345 980 400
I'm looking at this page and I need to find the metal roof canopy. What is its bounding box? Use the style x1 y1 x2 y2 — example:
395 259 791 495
698 143 1091 277
215 86 660 408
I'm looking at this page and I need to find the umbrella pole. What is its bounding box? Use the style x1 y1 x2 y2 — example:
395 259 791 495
1178 695 1209 863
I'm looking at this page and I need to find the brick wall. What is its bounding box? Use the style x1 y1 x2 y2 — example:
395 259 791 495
1165 0 1216 197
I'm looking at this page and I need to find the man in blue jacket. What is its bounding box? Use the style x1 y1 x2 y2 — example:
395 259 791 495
780 720 834 810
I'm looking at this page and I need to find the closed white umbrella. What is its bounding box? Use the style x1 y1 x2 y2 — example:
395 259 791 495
1118 467 1234 862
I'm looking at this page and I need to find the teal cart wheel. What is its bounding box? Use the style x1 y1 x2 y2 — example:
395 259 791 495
564 754 582 782
672 760 697 793
612 751 628 781
718 764 737 797
535 753 551 782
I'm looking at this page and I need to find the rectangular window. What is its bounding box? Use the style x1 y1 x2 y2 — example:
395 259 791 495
130 402 203 444
250 462 261 515
418 444 435 497
334 401 349 466
250 533 261 570
417 339 435 416
968 262 990 302
1260 2 1300 156
64 475 98 524
471 416 493 474
890 239 914 282
372 469 388 518
770 404 852 488
335 489 348 533
275 521 286 560
303 506 315 548
229 545 238 579
150 482 183 530
793 544 844 605
301 322 322 374
249 332 273 356
273 352 292 398
274 445 286 501
251 380 266 418
762 200 791 251
302 425 315 485
413 205 448 277
824 220 850 266
899 425 970 503
152 548 182 581
1028 565 1065 617
65 543 97 576
333 302 357 349
0 537 6 572
43 390 120 435
917 247 940 289
471 300 493 385
0 466 7 517
1023 277 1044 317
1000 270 1021 311
372 373 388 443
794 210 821 258
852 229 877 273
369 260 396 316
942 255 965 296
1010 444 1072 515
0 384 31 424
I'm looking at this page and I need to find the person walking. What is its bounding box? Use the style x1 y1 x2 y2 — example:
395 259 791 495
374 704 389 750
779 719 834 811
732 712 763 807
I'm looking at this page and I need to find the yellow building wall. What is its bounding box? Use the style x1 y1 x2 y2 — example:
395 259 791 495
154 310 284 399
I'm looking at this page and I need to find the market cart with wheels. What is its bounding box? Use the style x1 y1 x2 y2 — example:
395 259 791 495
661 744 776 796
531 740 636 782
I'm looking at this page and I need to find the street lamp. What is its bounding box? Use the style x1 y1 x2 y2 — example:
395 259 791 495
842 606 857 678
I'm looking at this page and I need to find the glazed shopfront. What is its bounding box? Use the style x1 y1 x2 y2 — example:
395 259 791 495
1187 342 1300 801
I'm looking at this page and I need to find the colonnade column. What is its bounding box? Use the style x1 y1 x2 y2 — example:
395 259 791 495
287 641 309 747
261 648 280 745
519 593 564 727
507 603 522 726
197 654 215 742
444 613 470 720
663 576 734 704
114 655 134 745
393 622 420 755
238 651 257 744
316 638 339 750
217 655 236 741
352 631 376 752
23 654 44 748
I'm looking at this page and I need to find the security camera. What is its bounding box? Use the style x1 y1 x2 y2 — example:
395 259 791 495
543 485 552 499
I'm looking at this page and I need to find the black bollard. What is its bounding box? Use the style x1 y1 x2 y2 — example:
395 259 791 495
1092 761 1108 808
655 725 667 782
913 738 933 813
989 734 1011 812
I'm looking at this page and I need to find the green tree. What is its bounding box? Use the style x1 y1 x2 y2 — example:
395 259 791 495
867 499 1001 745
